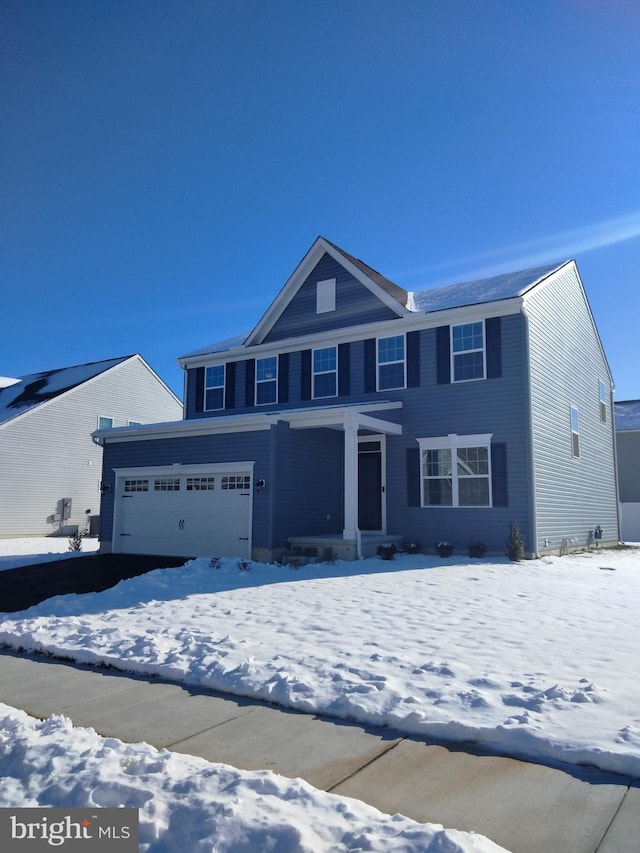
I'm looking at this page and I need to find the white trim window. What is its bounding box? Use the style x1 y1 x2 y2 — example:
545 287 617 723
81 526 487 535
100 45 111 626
205 365 225 411
97 415 114 430
599 380 607 423
256 357 278 404
452 321 485 382
313 346 337 398
378 335 406 390
418 433 493 507
571 406 580 457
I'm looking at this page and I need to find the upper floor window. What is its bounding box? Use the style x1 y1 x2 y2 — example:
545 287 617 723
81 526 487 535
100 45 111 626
256 356 278 405
570 406 580 457
418 434 493 507
97 415 113 430
452 322 485 381
378 335 405 390
205 365 225 411
599 381 607 423
128 420 142 427
313 346 337 398
316 278 336 314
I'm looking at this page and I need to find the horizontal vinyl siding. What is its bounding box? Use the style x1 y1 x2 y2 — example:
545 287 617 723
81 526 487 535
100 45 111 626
264 254 399 342
616 433 640 502
526 267 619 550
385 312 532 553
0 358 182 537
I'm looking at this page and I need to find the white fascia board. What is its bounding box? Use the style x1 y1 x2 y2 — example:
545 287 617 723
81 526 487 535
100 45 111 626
180 298 523 369
244 237 410 347
282 401 403 432
95 414 272 444
114 461 255 479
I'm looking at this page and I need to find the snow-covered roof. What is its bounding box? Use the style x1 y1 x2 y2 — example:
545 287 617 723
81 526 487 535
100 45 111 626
180 333 249 360
410 261 567 313
0 355 133 427
614 400 640 431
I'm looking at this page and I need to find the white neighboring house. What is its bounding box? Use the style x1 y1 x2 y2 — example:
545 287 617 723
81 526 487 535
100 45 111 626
0 355 182 538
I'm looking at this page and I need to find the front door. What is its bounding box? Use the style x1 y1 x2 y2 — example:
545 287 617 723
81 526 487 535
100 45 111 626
358 439 383 530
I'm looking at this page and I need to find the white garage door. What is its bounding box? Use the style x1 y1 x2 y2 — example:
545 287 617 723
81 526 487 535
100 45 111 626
113 469 252 558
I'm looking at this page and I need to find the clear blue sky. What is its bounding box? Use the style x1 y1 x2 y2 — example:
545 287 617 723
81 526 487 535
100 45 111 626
2 0 639 401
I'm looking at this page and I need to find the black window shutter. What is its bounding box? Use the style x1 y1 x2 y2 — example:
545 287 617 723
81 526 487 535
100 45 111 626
436 326 451 384
364 338 377 393
300 350 311 400
406 330 420 388
245 359 255 407
491 443 508 507
278 353 289 403
224 362 236 409
338 343 350 396
486 317 502 379
407 446 421 507
194 366 205 413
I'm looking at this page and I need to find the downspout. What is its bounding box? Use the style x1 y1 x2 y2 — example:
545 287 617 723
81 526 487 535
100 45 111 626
521 303 540 557
609 384 622 543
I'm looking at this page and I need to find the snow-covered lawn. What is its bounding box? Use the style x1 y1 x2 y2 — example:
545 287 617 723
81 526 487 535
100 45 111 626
0 538 638 851
0 536 99 572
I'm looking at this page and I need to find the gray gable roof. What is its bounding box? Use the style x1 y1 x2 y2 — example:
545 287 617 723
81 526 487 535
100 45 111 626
322 238 409 307
615 400 640 431
0 355 133 427
411 262 568 313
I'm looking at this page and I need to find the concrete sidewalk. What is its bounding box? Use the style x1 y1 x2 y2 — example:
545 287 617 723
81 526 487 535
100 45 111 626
0 650 637 853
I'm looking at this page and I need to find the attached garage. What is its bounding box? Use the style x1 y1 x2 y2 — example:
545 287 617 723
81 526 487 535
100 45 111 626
112 463 254 558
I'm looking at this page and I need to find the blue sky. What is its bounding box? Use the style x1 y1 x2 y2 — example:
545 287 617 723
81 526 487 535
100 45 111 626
2 0 639 400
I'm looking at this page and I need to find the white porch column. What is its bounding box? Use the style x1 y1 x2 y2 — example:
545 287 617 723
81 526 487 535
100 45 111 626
343 412 359 540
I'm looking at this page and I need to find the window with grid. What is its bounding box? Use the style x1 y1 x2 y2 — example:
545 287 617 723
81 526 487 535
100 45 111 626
418 435 492 507
97 415 114 430
124 479 148 492
452 322 485 381
154 478 180 491
221 475 251 490
256 357 277 404
377 335 405 390
313 346 337 398
205 365 225 411
186 477 215 491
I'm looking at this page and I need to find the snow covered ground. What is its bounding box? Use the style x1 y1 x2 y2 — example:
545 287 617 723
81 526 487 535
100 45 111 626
0 536 99 572
0 538 638 851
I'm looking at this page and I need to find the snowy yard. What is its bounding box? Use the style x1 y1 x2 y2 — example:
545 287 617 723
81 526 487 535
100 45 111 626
0 537 638 851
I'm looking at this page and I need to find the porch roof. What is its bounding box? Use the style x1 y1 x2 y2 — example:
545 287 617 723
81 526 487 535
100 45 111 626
273 401 402 434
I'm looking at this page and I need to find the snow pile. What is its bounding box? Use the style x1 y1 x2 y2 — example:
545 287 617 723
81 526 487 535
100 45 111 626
1 544 638 778
0 703 506 852
0 537 99 573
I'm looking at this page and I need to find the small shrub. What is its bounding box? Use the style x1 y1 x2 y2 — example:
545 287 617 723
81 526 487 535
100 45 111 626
209 557 222 569
377 543 397 561
403 541 422 554
506 523 526 562
236 558 252 572
435 541 454 557
68 530 82 552
467 541 487 558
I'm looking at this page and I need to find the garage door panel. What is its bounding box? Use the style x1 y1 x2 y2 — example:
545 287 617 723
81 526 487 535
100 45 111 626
114 472 252 558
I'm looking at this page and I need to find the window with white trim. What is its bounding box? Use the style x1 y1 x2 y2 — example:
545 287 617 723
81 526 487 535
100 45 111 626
316 278 336 313
571 406 580 458
97 415 114 430
205 365 225 411
313 346 337 398
124 479 148 492
599 381 607 423
418 434 492 507
256 357 277 405
221 475 251 490
452 321 485 381
186 477 215 491
378 335 406 390
154 478 180 491
127 420 142 427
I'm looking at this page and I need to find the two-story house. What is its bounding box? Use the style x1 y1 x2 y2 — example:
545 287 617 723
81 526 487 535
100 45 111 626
95 237 620 560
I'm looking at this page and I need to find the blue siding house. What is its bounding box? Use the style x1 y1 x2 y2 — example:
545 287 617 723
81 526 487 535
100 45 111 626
96 237 620 560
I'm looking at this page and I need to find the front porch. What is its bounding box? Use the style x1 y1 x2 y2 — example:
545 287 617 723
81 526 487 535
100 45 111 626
286 532 404 562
